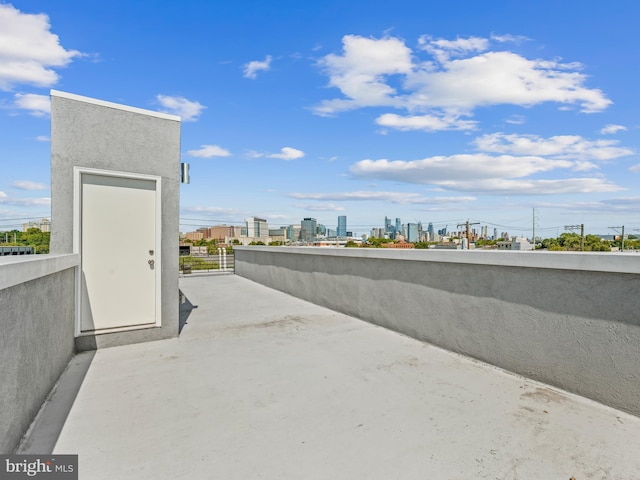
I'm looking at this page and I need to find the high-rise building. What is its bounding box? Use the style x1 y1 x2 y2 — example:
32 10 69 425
407 223 419 242
371 227 385 238
22 218 51 233
337 215 347 238
301 218 317 242
286 224 301 241
428 222 434 238
395 218 402 235
246 217 268 239
384 216 396 239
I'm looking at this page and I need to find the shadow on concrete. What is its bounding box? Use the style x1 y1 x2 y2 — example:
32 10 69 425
17 350 96 454
179 289 197 335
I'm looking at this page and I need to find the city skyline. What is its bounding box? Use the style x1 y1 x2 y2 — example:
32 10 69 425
1 1 640 236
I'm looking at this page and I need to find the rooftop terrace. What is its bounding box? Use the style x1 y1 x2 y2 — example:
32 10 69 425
17 274 640 479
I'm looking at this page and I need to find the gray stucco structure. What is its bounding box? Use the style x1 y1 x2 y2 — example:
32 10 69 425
50 90 181 350
235 247 640 416
0 254 78 453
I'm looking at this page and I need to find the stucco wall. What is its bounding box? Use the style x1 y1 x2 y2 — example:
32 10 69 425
0 255 78 453
50 90 180 349
235 247 640 416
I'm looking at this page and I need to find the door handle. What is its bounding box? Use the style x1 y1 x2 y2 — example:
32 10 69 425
148 259 155 268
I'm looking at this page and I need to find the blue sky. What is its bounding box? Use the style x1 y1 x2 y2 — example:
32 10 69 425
1 0 639 237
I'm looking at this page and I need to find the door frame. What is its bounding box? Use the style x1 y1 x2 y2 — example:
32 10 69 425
73 166 162 337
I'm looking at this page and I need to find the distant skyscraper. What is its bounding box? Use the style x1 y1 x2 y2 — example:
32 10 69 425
337 215 347 237
246 217 268 239
407 223 419 242
395 218 402 235
301 217 317 242
428 222 434 238
371 227 385 238
384 216 396 239
286 224 301 241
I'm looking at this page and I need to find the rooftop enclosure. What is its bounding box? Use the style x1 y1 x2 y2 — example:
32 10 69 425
235 246 640 416
0 91 181 453
50 90 181 350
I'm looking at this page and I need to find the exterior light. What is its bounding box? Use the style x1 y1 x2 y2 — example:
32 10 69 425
181 162 190 184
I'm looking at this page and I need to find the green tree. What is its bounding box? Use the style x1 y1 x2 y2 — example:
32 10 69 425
584 234 610 252
344 240 358 248
366 237 394 248
558 232 581 250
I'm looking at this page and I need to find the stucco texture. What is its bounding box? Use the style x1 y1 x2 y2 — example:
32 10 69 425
50 92 180 348
235 247 640 416
0 269 76 453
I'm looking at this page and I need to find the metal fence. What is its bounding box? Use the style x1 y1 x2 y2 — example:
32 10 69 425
0 246 35 256
180 250 234 274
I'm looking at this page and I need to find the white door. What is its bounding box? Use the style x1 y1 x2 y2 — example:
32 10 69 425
80 173 159 332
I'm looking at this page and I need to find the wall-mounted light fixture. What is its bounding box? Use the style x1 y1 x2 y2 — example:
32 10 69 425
180 162 190 184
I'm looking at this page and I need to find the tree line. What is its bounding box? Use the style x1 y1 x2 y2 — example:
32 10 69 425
0 228 50 254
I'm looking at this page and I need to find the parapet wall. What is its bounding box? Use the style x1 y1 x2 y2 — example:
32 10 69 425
0 254 79 453
235 247 640 416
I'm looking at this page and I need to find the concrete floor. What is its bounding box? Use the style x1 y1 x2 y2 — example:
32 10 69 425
20 274 640 479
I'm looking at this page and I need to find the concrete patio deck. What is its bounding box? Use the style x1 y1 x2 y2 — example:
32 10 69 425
19 274 640 479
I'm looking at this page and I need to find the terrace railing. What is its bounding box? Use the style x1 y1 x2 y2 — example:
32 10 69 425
180 251 234 274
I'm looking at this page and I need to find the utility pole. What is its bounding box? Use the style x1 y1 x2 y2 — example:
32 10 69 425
564 224 584 251
608 226 625 252
532 207 538 249
457 219 480 249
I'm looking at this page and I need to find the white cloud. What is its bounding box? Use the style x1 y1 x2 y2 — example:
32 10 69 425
35 135 49 142
349 151 625 195
187 144 231 158
351 154 572 184
490 33 531 44
474 133 633 161
505 114 525 125
289 191 475 205
14 93 50 116
244 150 264 159
0 4 82 90
12 180 48 190
267 147 305 160
313 34 611 123
0 191 6 198
0 195 51 206
630 164 640 173
600 124 627 135
314 35 413 115
418 35 489 63
243 55 272 79
187 206 242 215
376 112 477 131
434 178 622 195
293 203 345 211
406 51 610 113
156 95 205 121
